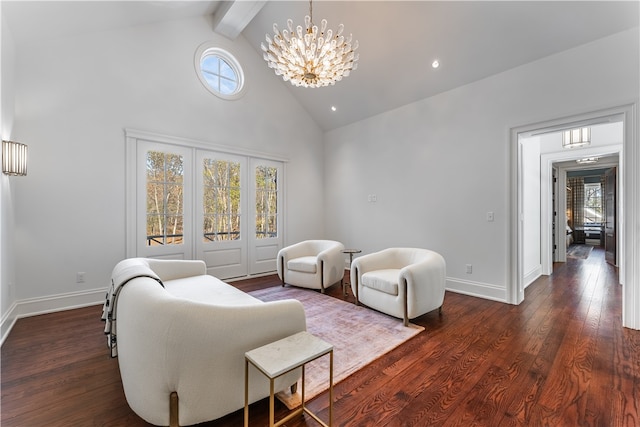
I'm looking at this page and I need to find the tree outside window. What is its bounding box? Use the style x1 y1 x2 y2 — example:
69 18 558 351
202 159 241 241
146 151 184 245
255 166 278 239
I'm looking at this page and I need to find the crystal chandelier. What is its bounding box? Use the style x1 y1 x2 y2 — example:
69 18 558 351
261 0 359 88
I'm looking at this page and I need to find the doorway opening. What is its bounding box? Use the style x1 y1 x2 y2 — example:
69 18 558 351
510 103 639 330
554 156 619 269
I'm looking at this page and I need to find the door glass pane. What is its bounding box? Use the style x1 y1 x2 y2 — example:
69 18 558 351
146 151 184 246
255 165 278 239
203 158 241 242
584 183 602 224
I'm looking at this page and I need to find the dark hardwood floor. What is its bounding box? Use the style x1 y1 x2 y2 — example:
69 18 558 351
2 247 639 426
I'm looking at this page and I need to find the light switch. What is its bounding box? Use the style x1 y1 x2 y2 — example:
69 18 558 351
487 211 494 222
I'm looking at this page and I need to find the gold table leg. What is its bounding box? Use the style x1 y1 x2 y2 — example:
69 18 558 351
244 359 249 427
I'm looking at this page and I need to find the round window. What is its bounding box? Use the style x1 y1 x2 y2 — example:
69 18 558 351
195 44 245 100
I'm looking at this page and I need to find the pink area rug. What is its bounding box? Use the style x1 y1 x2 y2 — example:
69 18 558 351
249 286 424 409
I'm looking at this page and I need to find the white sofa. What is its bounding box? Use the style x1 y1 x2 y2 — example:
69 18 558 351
277 240 345 293
104 258 306 426
350 248 446 326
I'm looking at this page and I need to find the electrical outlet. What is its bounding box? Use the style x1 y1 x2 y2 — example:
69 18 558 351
76 272 86 283
466 264 473 274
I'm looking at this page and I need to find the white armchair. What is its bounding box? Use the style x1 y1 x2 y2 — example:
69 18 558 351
350 248 446 326
277 240 345 293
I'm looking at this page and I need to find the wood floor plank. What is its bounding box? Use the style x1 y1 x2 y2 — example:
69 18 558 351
2 247 639 427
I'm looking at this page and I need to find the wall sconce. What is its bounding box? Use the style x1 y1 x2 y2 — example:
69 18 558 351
562 127 591 149
2 140 28 176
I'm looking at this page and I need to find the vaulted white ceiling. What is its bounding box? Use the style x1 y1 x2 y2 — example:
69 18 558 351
3 1 638 131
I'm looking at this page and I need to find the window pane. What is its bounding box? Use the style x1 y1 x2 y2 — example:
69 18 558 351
146 215 164 245
255 165 278 239
203 72 220 91
202 158 242 242
220 59 235 80
165 184 183 215
198 50 242 98
146 182 164 214
230 162 240 187
231 192 240 215
230 215 240 240
203 216 215 241
584 183 602 224
203 191 215 215
146 150 184 246
255 214 266 238
146 151 165 181
201 55 220 74
219 78 237 95
267 215 277 236
165 215 184 244
165 154 183 183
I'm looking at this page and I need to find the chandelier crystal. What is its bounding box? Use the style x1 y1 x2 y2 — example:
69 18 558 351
261 0 359 88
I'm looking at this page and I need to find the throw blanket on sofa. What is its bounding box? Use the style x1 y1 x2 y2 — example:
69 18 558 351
102 264 164 357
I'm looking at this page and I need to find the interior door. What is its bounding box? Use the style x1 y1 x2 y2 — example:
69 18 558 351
604 167 616 265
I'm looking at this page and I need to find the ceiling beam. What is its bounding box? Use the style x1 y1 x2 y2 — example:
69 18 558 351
211 0 266 40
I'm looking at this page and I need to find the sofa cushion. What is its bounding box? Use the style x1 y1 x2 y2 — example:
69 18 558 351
164 275 262 306
287 256 318 274
361 269 400 296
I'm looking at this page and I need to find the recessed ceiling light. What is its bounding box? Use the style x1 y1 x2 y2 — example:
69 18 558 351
331 106 337 112
431 60 440 69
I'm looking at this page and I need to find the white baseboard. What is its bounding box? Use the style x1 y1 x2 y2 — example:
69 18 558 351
1 277 509 345
524 265 543 289
0 288 105 346
445 277 507 303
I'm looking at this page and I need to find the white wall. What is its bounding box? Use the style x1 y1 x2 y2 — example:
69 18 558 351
324 27 639 302
521 136 541 287
1 10 18 340
3 15 325 327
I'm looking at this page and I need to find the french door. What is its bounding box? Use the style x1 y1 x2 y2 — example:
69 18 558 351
135 140 194 261
195 150 247 278
249 158 283 275
127 131 284 279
